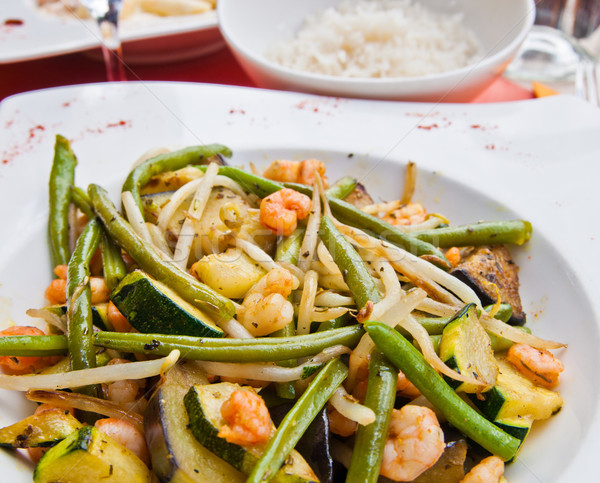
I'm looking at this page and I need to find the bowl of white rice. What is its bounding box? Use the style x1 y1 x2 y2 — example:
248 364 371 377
218 0 535 102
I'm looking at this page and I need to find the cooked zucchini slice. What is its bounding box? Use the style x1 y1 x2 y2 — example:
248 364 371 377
45 303 110 331
145 362 245 483
471 358 563 421
0 408 82 448
33 425 151 483
185 382 319 482
110 270 223 338
494 415 533 443
439 303 498 393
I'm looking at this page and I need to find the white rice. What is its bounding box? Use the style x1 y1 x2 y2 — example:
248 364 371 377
266 0 482 79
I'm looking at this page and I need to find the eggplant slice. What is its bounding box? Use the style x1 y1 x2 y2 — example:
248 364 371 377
342 183 374 209
450 245 525 325
270 404 334 483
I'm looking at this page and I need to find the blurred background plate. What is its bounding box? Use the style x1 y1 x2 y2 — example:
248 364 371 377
0 0 223 64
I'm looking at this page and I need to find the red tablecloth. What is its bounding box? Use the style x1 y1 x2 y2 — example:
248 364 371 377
0 45 534 103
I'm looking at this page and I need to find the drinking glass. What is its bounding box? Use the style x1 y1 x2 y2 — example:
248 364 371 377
81 0 127 82
505 0 600 82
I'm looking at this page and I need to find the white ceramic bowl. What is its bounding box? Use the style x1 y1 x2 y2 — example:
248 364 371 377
218 0 535 102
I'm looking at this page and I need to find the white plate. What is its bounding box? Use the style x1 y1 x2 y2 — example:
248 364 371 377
0 0 223 64
1 82 599 482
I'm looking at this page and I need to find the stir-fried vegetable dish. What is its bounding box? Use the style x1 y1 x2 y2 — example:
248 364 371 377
0 136 566 482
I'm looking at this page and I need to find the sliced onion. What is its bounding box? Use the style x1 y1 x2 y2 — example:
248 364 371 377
26 389 144 431
0 350 180 391
368 256 403 321
398 315 487 388
401 161 417 204
122 191 153 244
236 238 280 273
314 291 354 308
297 270 319 335
146 222 174 259
297 175 322 272
329 386 375 426
173 163 219 269
218 318 254 339
157 176 203 232
362 200 402 216
416 298 459 317
481 314 566 349
347 288 426 389
311 307 350 322
197 345 349 382
401 215 446 233
317 242 342 276
26 308 67 333
318 273 350 292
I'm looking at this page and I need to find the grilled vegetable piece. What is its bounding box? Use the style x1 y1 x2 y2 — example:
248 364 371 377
341 183 374 209
270 405 333 483
191 248 266 299
439 303 498 393
141 166 204 195
184 382 318 482
145 362 245 483
0 407 82 448
33 425 151 483
471 357 564 421
110 270 222 338
450 245 525 325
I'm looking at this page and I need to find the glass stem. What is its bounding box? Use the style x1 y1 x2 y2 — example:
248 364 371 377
98 19 126 82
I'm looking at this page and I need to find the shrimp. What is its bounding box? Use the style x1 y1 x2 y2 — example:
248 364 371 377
0 326 62 374
506 343 564 388
380 405 445 482
107 301 133 333
218 389 271 446
260 188 311 237
328 405 358 437
460 456 505 483
237 267 296 336
102 358 146 410
95 418 150 466
263 159 329 188
382 202 427 226
298 158 329 187
44 267 110 305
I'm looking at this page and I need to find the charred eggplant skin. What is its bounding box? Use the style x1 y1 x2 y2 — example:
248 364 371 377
450 245 526 325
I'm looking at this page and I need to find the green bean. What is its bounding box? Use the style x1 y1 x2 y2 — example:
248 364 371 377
364 322 521 461
88 183 235 322
0 335 68 356
122 144 232 217
325 176 357 200
319 215 380 312
67 218 102 400
48 135 78 269
484 303 513 323
413 220 532 247
346 350 398 483
271 321 297 399
316 312 352 332
100 230 127 291
247 358 348 483
93 325 363 362
70 186 95 220
275 227 304 265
